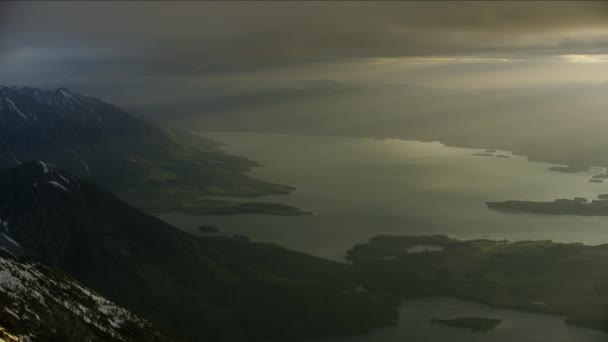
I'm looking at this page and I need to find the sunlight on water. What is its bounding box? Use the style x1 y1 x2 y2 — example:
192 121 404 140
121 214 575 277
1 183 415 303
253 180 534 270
158 131 608 342
161 131 608 261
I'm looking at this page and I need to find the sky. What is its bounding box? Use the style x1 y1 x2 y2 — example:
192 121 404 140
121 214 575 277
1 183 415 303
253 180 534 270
2 1 608 112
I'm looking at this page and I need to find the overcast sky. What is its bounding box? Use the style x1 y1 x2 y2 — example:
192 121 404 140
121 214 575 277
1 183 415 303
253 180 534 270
2 1 608 110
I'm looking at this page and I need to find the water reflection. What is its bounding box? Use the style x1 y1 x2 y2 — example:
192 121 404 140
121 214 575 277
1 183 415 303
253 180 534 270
160 132 608 261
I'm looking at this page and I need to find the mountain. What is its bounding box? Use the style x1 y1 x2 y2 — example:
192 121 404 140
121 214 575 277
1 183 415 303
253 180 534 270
0 162 397 341
0 251 170 342
0 86 294 214
167 81 608 171
0 86 144 158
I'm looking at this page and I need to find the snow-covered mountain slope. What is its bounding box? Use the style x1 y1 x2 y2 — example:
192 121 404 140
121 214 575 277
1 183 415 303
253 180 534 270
0 161 172 341
0 86 168 180
0 86 141 159
0 252 169 341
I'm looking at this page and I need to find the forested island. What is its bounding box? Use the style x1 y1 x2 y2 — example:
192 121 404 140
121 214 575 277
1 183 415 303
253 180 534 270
181 200 313 216
548 165 589 173
198 225 220 233
431 317 502 332
486 197 608 216
472 152 511 159
347 235 608 333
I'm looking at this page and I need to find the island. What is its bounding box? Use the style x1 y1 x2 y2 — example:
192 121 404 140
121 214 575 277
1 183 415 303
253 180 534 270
431 317 502 332
473 152 511 159
347 235 608 334
233 234 251 242
198 225 220 233
486 197 608 216
182 201 313 216
589 179 604 183
548 165 589 173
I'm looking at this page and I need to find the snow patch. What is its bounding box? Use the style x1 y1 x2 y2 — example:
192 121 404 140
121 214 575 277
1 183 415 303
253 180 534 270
59 89 75 100
0 255 147 339
1 234 20 248
4 97 27 120
47 181 69 192
58 174 72 185
0 247 15 258
36 161 50 174
82 161 91 174
4 307 20 320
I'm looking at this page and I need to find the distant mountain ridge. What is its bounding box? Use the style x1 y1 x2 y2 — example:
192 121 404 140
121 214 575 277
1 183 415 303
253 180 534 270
0 86 143 168
0 86 295 214
167 81 608 171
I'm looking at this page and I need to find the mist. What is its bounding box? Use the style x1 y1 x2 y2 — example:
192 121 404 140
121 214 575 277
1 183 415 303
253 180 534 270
4 2 608 341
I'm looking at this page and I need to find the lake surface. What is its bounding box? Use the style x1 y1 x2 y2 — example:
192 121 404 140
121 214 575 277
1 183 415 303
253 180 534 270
160 131 608 261
407 244 445 253
158 131 608 341
317 297 608 342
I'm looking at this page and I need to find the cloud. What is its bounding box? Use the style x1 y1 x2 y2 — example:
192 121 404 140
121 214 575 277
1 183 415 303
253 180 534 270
4 1 608 64
561 54 608 63
2 1 608 108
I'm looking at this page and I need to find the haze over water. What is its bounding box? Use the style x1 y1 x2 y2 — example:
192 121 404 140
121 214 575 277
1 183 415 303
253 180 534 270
157 131 608 342
161 131 608 261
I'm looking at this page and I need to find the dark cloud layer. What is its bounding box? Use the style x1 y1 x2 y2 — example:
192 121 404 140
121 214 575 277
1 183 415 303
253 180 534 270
4 2 608 63
1 1 608 108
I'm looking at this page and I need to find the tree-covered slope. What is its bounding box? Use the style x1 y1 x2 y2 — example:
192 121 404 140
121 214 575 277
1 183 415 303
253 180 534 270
0 162 396 341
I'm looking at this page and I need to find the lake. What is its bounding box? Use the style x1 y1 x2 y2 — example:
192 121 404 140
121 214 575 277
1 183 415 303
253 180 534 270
159 131 608 341
317 297 608 342
160 131 608 261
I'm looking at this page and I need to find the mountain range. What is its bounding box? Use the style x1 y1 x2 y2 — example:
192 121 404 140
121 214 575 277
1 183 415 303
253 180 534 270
0 161 397 341
0 86 296 215
167 81 608 171
0 86 394 341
